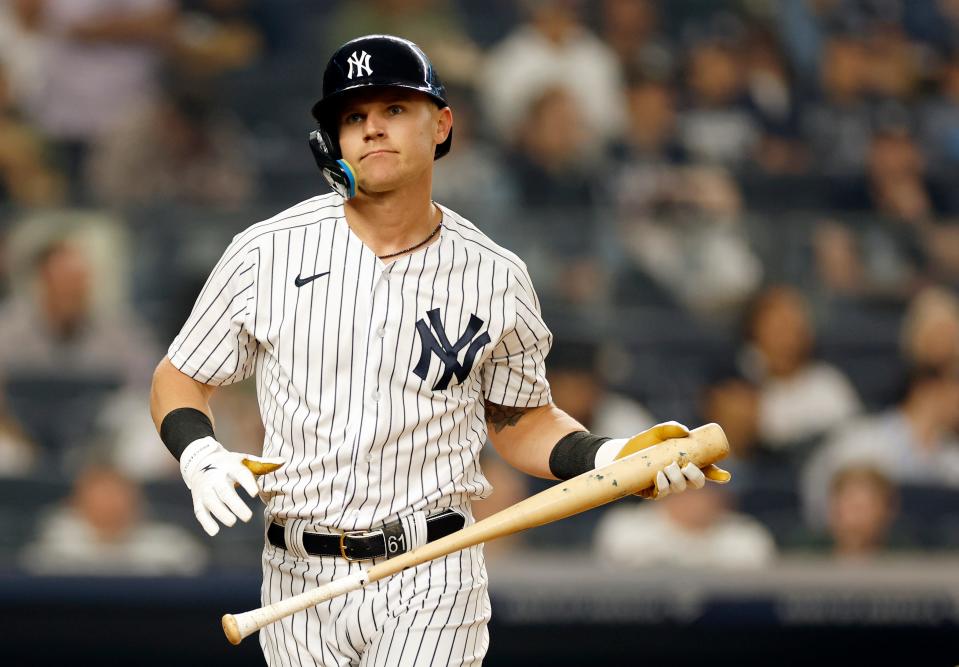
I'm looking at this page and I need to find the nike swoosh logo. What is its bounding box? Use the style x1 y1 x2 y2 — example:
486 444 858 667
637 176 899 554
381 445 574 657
294 271 330 287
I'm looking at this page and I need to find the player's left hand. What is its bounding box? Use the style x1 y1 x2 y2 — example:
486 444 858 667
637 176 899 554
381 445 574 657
612 421 731 500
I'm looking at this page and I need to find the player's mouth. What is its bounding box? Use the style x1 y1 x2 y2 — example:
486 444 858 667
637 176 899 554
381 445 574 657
361 149 398 160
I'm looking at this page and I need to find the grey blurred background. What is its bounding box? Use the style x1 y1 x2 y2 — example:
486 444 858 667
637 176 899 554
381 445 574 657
1 0 959 664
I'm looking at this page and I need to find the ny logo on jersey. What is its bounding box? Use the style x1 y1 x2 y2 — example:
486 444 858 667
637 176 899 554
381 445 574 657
413 308 491 391
346 50 372 79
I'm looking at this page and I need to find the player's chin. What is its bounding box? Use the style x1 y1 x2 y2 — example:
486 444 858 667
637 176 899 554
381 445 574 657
357 168 412 193
357 175 403 194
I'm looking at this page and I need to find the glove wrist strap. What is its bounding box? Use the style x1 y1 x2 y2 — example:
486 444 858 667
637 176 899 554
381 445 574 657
179 436 222 485
593 437 628 469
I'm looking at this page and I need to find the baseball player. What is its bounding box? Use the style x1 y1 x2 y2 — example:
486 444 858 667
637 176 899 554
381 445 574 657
150 35 729 667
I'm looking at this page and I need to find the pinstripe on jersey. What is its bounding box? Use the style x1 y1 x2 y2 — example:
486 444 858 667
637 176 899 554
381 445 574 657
168 192 552 533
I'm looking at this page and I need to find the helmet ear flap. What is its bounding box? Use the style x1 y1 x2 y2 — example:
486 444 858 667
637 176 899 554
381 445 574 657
309 130 357 199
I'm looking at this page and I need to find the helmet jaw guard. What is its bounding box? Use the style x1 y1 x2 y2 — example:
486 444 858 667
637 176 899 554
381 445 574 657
310 35 452 199
309 130 356 199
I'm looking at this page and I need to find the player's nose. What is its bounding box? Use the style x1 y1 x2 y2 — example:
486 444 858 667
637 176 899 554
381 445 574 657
362 111 388 139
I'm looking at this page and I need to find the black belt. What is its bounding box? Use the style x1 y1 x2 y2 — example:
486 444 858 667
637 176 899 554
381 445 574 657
268 509 465 562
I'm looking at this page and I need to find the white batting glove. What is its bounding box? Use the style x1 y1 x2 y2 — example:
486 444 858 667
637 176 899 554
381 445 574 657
650 461 707 499
179 436 285 536
596 421 731 500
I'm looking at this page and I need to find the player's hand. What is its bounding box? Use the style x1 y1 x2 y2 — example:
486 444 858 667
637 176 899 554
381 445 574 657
179 436 286 536
612 421 731 500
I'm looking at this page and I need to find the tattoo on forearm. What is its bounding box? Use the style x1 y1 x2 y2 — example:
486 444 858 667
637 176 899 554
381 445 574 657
484 401 531 433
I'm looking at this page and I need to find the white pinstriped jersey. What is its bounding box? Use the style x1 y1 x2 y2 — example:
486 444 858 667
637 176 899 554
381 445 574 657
168 192 552 531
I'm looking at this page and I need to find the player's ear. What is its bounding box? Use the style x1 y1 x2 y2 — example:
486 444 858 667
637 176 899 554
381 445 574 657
435 107 452 147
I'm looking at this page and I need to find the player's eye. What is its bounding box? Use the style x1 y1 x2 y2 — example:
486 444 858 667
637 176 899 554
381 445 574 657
388 104 404 115
344 112 364 124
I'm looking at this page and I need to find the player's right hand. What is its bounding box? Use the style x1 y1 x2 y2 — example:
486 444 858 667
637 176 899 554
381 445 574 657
179 436 286 536
612 421 731 500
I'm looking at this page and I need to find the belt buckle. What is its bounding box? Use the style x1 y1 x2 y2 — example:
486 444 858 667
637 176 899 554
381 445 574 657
339 530 370 562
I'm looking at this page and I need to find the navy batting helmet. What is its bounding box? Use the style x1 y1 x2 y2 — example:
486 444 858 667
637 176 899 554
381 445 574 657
313 34 452 158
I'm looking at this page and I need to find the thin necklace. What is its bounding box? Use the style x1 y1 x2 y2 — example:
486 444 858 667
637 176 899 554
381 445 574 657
377 222 443 259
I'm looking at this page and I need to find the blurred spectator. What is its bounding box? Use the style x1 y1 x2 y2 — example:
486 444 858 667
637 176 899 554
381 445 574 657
326 0 481 87
615 166 763 320
0 401 36 476
899 286 959 372
920 52 959 221
0 61 64 207
904 0 959 55
0 235 156 383
0 234 159 465
599 0 672 77
676 41 759 168
699 368 765 471
20 464 206 575
23 0 178 201
92 388 176 481
919 53 959 172
88 75 257 210
802 364 959 529
739 285 862 450
506 85 605 305
171 0 263 77
430 90 514 231
774 0 827 88
0 0 48 116
867 129 934 225
802 36 873 180
594 485 776 569
810 220 925 303
613 76 686 168
698 364 808 547
811 219 869 299
864 25 919 104
826 465 900 560
479 0 626 145
509 86 598 208
742 28 808 175
608 75 685 244
545 339 655 436
816 129 934 297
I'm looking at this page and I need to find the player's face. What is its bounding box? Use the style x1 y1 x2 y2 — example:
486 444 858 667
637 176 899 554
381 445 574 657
337 89 452 194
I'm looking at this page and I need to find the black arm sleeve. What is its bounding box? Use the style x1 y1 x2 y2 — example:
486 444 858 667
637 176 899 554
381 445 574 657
548 431 610 480
159 407 215 461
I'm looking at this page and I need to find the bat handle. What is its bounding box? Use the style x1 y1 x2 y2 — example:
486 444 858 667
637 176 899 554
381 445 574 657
222 570 369 644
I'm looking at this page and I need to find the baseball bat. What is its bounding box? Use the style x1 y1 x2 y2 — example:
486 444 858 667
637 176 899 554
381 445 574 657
222 423 729 645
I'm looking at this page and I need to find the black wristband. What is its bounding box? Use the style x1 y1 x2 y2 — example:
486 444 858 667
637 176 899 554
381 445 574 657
159 407 215 461
548 431 611 480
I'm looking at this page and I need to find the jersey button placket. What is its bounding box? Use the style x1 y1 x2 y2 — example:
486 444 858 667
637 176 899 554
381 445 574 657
368 271 390 407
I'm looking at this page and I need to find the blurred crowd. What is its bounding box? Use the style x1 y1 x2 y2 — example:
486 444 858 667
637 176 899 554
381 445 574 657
2 0 959 575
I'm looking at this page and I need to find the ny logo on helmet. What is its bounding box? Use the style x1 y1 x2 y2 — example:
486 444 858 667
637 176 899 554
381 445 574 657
413 308 491 391
347 50 372 79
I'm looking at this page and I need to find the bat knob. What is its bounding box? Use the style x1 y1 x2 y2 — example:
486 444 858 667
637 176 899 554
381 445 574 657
222 614 243 645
